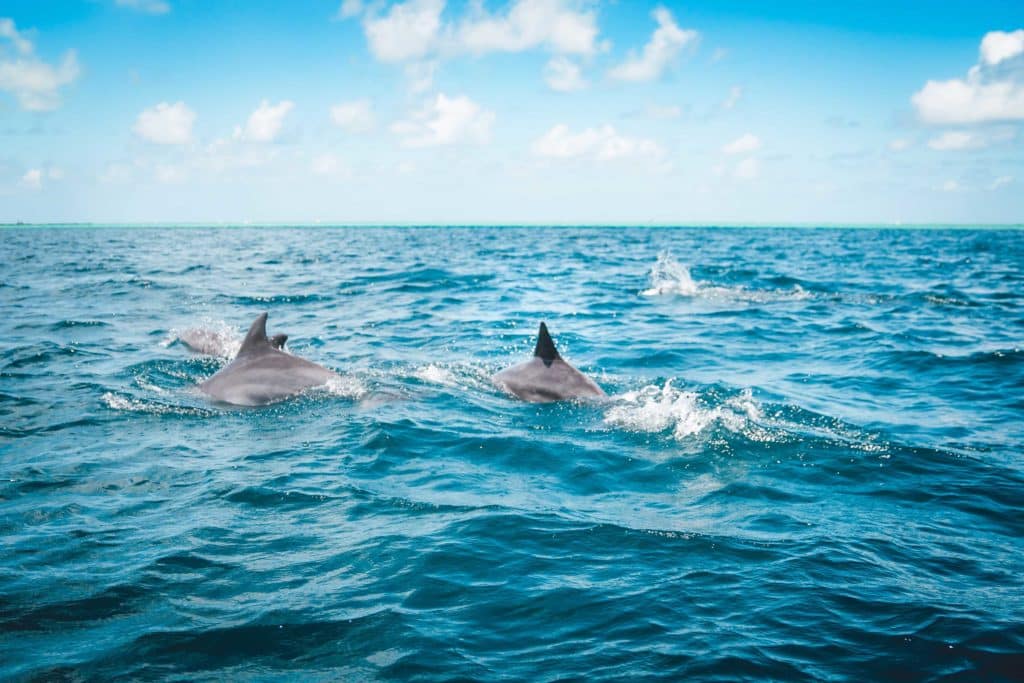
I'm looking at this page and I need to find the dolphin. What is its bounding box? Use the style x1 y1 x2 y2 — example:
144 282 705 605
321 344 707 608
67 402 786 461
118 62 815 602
492 322 606 403
198 313 339 406
179 326 287 357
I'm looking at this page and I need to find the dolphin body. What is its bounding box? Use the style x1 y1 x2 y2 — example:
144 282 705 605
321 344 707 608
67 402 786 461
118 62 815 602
198 313 339 406
492 322 606 403
179 327 287 357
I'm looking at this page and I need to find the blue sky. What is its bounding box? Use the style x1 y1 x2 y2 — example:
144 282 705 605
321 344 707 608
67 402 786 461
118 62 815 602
1 0 1022 224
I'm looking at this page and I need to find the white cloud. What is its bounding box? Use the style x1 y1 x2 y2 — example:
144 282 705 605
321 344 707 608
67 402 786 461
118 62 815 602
722 85 742 110
980 29 1024 66
358 0 600 64
0 19 80 111
608 7 698 82
912 30 1024 124
532 124 663 161
942 179 961 192
455 0 599 56
133 101 195 144
888 138 911 151
20 168 42 189
115 0 171 14
733 157 758 180
364 0 444 63
337 0 364 19
404 60 436 93
990 175 1013 190
330 99 375 132
391 93 495 147
927 131 980 151
544 56 586 92
238 100 294 142
722 133 761 155
0 18 33 55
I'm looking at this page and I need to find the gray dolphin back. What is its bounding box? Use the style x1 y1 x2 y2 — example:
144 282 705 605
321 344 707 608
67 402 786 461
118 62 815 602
493 322 606 403
198 312 339 406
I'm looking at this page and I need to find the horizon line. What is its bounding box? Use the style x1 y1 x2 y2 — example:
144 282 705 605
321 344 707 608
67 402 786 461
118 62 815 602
2 221 1023 229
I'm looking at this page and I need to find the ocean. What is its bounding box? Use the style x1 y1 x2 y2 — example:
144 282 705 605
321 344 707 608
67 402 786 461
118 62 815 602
2 226 1022 680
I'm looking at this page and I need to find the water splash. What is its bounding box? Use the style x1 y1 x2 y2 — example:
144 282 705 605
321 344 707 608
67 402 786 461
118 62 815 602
641 251 700 296
604 381 765 441
171 320 242 358
414 364 459 386
641 251 811 303
322 374 369 400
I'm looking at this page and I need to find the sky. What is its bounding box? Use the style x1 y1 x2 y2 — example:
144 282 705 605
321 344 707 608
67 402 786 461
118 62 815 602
0 0 1022 224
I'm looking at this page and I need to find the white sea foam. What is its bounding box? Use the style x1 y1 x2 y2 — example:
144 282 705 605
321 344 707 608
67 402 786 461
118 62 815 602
323 374 369 399
642 251 700 296
604 381 767 441
641 251 811 303
173 320 241 357
414 363 459 386
409 362 494 392
101 391 212 416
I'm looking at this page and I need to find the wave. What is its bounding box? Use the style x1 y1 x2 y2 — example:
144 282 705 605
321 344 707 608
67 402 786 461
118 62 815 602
101 392 216 417
603 381 768 442
641 251 810 303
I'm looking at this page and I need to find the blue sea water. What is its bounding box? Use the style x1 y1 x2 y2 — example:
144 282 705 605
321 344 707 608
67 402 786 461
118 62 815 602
1 226 1023 681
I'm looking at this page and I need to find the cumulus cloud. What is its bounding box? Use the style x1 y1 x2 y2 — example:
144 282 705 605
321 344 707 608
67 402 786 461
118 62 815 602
990 175 1013 190
733 157 758 180
20 168 42 189
134 102 195 144
0 18 80 111
544 56 586 92
532 124 663 161
454 0 599 56
0 17 33 55
927 131 981 151
330 99 375 132
722 133 761 155
364 0 445 62
336 0 364 19
355 0 600 65
980 29 1024 66
237 100 294 142
942 179 961 192
888 138 912 151
115 0 171 14
608 7 698 82
404 60 436 93
911 29 1024 124
391 93 494 147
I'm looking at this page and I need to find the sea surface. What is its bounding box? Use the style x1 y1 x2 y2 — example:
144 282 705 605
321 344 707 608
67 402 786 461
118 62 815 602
2 226 1023 681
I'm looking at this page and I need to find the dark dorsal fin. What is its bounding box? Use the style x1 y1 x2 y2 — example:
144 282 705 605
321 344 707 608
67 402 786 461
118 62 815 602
237 312 271 356
270 333 288 350
533 322 561 367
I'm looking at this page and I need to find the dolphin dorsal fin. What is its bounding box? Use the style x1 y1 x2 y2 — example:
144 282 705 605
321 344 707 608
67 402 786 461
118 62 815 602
533 322 561 367
237 312 271 356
